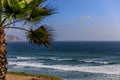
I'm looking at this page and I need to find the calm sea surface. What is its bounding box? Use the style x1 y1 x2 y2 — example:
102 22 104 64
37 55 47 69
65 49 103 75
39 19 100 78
7 41 120 80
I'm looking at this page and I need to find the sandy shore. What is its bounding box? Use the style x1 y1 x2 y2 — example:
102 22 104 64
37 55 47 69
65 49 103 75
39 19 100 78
6 73 33 80
6 73 61 80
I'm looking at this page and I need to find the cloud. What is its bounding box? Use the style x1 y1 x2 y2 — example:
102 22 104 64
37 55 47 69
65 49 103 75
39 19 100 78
80 16 92 22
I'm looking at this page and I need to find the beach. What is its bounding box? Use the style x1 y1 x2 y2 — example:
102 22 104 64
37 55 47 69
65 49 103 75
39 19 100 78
6 72 62 80
6 73 32 80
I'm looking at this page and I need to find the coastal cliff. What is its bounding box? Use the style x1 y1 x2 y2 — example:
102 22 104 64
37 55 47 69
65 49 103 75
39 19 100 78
6 35 23 42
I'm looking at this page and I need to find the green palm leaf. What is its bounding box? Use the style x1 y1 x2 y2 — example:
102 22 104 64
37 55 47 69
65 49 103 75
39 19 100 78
27 6 55 22
3 0 28 20
3 0 56 23
27 25 53 47
26 0 56 23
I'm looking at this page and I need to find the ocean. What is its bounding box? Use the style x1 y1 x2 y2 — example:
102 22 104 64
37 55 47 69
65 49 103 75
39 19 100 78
7 41 120 80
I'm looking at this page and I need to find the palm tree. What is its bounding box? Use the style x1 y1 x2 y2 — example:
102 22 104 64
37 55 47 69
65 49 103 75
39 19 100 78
0 0 55 79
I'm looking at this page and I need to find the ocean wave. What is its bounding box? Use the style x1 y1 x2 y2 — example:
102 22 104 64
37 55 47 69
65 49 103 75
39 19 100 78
8 58 17 61
16 57 36 60
43 58 112 65
10 56 72 61
49 58 74 61
9 56 58 60
8 56 36 60
38 57 112 65
8 61 120 75
79 60 112 65
13 66 24 69
8 56 113 65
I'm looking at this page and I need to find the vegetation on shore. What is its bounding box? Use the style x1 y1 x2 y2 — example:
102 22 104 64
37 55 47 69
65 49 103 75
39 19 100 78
8 72 62 80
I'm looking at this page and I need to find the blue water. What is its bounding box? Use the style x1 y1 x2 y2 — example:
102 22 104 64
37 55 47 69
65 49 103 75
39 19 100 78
7 41 120 80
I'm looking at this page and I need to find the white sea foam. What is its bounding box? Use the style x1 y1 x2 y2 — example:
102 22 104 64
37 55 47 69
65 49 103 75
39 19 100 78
79 60 111 64
57 58 73 61
7 57 17 60
13 66 24 69
8 61 120 75
9 57 111 65
45 57 111 64
50 58 73 61
16 57 36 60
40 57 73 61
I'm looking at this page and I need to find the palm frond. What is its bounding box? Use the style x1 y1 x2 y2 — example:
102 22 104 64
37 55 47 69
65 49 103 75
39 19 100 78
3 0 29 20
27 0 46 7
26 3 56 23
27 7 55 22
2 0 56 24
27 25 54 47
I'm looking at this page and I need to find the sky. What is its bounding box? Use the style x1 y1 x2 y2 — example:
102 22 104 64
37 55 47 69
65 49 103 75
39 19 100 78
6 0 120 41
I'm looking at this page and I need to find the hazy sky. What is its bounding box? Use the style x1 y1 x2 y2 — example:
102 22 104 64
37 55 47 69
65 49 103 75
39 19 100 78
6 0 120 41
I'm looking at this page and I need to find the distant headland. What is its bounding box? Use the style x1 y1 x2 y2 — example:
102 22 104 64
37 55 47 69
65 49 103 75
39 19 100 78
6 35 23 42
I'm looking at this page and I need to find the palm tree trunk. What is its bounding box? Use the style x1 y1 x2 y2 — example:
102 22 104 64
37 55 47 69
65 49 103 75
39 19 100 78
0 28 7 80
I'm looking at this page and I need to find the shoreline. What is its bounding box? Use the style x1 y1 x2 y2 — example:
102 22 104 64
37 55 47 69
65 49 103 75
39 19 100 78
6 72 62 80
